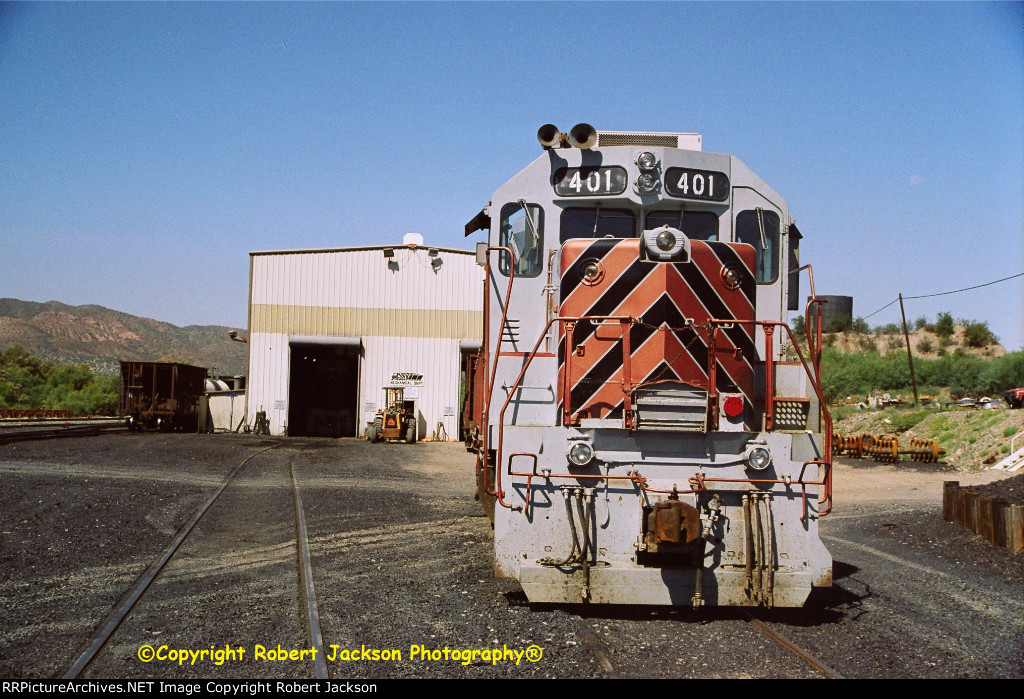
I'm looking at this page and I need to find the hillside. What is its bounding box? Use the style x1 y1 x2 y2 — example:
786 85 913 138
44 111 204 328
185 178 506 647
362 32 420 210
0 299 247 376
823 325 1007 360
834 406 1022 471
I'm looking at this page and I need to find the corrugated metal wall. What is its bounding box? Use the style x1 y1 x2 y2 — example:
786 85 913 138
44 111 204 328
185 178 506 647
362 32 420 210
247 246 483 438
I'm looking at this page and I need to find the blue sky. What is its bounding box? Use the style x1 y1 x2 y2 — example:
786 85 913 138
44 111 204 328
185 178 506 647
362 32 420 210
2 2 1022 349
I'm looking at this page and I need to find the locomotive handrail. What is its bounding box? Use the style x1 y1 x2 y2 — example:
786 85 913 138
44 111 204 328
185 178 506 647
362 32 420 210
796 264 826 405
707 317 833 516
490 314 632 509
478 245 515 502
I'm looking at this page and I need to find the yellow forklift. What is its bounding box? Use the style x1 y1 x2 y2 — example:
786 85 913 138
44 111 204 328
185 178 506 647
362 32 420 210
367 386 417 444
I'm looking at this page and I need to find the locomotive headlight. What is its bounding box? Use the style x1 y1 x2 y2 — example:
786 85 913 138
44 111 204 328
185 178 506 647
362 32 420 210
656 230 676 251
581 260 604 285
721 265 742 290
744 446 772 472
636 151 658 170
567 442 595 467
637 173 658 192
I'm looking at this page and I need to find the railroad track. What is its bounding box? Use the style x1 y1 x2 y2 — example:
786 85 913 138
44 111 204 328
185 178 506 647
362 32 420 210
0 418 126 444
740 610 844 679
61 443 330 679
575 608 844 679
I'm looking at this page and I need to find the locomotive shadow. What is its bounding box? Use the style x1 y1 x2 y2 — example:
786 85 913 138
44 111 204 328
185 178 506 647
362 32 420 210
503 560 868 626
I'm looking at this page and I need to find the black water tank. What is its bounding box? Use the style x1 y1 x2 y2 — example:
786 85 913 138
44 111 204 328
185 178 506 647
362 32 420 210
808 295 854 332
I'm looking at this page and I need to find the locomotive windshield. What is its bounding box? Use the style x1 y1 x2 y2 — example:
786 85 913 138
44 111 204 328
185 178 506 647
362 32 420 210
559 206 719 243
644 209 718 241
559 206 635 241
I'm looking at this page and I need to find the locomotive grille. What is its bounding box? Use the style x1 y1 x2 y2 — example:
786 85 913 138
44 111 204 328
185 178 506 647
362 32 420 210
773 399 811 431
598 133 679 148
634 384 708 432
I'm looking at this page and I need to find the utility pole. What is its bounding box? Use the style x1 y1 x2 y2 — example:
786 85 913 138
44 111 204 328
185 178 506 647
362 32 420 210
898 293 919 406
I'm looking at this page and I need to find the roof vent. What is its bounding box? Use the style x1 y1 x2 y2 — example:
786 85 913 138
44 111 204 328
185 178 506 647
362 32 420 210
597 131 702 151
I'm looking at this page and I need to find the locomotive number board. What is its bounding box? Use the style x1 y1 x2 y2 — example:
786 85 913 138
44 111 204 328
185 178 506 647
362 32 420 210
553 167 628 196
664 167 730 202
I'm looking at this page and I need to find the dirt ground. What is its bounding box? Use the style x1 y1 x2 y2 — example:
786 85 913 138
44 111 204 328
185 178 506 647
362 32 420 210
832 455 1017 506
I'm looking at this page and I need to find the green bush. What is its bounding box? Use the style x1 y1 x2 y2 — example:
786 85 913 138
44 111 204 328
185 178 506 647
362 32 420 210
916 337 934 354
820 347 1023 402
852 317 870 334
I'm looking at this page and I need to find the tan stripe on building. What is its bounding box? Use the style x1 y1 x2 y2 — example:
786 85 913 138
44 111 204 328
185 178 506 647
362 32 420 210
250 304 482 339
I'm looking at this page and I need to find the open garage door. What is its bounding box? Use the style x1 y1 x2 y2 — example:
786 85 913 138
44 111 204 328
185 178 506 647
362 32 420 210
288 337 361 437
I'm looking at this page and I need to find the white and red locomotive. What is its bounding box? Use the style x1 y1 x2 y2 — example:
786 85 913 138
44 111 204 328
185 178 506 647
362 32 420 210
463 124 833 606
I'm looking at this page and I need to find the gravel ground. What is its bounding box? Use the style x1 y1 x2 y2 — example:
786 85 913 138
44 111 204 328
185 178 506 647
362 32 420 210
1 435 1020 679
965 472 1024 505
0 434 284 678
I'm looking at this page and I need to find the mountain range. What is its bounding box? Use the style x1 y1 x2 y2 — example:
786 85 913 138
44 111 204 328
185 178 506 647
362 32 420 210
0 298 247 376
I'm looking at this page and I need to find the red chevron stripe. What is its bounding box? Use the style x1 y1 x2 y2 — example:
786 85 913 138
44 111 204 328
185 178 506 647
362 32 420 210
688 242 756 320
560 239 647 312
664 258 756 396
558 238 760 422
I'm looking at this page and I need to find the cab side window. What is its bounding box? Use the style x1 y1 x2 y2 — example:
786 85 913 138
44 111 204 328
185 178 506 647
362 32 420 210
736 209 780 284
499 202 544 277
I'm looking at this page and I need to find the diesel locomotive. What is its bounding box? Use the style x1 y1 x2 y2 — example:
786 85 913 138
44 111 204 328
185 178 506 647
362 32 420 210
463 124 833 607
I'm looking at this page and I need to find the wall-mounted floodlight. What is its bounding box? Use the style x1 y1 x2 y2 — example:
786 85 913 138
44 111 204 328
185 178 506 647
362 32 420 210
383 248 395 258
428 248 439 258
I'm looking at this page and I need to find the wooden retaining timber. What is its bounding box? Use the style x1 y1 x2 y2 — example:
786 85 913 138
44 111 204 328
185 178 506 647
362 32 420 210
943 481 1024 553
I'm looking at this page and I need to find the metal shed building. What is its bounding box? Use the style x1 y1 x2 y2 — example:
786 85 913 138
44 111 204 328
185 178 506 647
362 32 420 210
246 238 483 439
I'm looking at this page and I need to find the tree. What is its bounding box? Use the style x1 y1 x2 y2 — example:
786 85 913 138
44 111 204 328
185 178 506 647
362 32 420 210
935 311 955 339
791 316 806 338
962 320 997 348
830 314 853 333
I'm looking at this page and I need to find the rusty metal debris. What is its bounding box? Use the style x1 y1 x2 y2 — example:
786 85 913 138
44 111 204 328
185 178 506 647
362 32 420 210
833 432 945 463
0 409 75 419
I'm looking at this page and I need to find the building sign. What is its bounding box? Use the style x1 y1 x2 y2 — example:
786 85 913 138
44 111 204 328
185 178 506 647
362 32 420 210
389 372 424 387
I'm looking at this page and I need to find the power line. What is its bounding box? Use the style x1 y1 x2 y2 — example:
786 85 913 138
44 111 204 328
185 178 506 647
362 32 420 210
862 298 898 320
903 271 1024 300
860 271 1024 321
